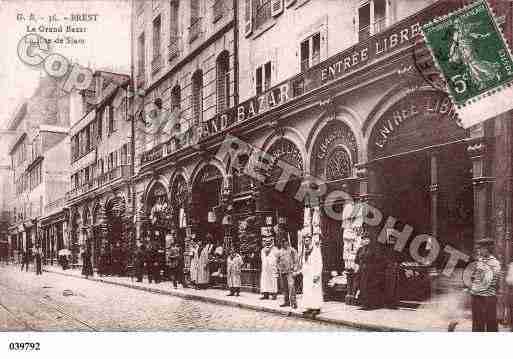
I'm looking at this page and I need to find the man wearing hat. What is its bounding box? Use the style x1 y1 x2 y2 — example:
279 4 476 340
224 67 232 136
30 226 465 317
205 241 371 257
470 237 502 332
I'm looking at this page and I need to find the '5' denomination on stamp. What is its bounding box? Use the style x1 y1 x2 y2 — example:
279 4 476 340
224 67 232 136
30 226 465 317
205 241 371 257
422 0 513 108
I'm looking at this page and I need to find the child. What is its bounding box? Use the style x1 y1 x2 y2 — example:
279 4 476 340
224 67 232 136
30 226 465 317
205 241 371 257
226 247 243 296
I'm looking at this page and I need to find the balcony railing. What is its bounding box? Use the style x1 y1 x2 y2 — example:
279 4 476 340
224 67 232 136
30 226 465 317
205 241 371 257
140 144 163 165
358 25 370 42
168 36 180 60
374 17 386 34
66 165 131 201
255 0 271 30
45 197 66 215
213 0 225 22
189 17 202 43
151 54 162 74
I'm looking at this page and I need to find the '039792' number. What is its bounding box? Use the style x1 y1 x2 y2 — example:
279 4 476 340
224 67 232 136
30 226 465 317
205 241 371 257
9 342 40 351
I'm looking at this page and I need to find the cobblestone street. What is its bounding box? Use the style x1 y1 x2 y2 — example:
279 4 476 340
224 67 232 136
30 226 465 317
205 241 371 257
0 265 356 331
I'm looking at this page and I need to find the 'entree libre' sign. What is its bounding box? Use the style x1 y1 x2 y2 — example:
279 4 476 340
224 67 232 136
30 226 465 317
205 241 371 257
202 1 459 137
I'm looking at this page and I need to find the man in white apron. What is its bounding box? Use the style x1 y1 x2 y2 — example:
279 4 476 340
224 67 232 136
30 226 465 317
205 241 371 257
301 232 323 316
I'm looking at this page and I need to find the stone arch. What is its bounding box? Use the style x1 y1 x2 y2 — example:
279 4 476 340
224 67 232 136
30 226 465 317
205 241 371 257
263 135 305 184
306 105 364 163
142 176 170 212
190 158 227 189
261 127 307 178
364 85 466 161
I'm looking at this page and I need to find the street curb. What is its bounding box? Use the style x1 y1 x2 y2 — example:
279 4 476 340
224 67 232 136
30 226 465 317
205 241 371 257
44 269 410 332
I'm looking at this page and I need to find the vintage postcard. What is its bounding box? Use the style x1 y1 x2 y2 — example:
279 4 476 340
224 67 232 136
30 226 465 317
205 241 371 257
0 0 513 357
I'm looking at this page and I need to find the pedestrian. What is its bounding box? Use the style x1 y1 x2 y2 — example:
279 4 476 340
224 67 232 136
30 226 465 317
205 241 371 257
189 238 200 288
197 234 214 289
35 246 43 275
135 242 145 282
168 238 182 288
470 237 502 332
226 246 243 296
260 237 278 300
20 249 28 272
300 231 323 316
506 260 513 331
81 246 94 279
276 235 298 309
356 236 387 310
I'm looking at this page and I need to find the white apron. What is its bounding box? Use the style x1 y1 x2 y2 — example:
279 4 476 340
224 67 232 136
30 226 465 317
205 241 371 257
301 245 323 310
260 247 278 293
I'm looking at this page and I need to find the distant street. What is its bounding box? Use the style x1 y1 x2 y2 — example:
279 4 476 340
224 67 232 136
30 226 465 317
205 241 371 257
0 265 356 331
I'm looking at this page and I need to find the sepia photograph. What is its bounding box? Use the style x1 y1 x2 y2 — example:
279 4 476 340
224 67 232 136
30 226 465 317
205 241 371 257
1 0 513 357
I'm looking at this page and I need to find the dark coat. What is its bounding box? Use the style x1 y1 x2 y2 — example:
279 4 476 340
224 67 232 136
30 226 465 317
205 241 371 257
356 242 387 308
81 251 94 276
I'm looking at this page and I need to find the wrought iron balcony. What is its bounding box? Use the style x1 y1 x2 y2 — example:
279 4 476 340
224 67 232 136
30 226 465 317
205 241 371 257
66 165 131 201
140 144 163 165
255 0 271 29
374 17 386 34
151 54 162 74
168 36 180 60
358 25 370 42
213 0 225 22
189 17 202 43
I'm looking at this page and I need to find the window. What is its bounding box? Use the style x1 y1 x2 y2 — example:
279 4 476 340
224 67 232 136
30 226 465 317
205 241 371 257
138 33 145 75
170 0 179 37
358 0 388 41
300 32 320 72
190 0 199 21
171 85 181 110
121 144 128 165
192 70 203 123
84 166 90 183
255 61 271 95
97 111 103 140
85 125 91 151
216 51 230 112
153 15 161 59
254 0 272 30
108 105 115 134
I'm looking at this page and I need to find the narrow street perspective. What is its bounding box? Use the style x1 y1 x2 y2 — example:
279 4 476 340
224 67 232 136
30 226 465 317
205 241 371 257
0 265 355 331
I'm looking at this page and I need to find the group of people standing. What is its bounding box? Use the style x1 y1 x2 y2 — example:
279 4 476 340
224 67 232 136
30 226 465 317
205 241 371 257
19 246 43 275
259 231 324 316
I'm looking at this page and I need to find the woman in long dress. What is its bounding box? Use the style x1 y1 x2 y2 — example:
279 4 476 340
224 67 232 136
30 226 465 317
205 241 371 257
226 247 243 296
301 233 323 315
197 235 214 289
260 238 278 300
189 239 200 288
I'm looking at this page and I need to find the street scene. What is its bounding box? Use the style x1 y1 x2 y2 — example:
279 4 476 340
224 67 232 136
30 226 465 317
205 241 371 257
1 0 513 337
0 264 350 331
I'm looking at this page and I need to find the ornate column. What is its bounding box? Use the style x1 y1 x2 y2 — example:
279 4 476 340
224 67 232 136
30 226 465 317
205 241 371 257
467 140 493 244
428 151 439 241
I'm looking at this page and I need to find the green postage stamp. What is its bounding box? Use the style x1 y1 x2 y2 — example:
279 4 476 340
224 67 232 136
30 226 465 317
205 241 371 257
422 0 513 128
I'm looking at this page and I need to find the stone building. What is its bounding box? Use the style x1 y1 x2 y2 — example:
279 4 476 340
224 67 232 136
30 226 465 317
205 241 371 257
131 0 513 310
5 76 71 262
132 0 236 270
64 71 132 272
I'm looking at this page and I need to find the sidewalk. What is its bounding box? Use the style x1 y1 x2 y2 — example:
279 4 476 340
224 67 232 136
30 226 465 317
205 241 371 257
43 265 493 331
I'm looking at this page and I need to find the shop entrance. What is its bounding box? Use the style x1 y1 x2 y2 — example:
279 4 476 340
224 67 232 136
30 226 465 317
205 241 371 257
368 90 473 265
192 165 223 243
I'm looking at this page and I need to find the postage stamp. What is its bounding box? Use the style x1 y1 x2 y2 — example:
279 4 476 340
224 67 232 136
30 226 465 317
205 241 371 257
422 0 513 127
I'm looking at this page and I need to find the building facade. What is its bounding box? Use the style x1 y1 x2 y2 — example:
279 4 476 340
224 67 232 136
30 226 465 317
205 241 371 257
132 0 236 273
6 76 71 262
65 71 132 272
132 0 513 307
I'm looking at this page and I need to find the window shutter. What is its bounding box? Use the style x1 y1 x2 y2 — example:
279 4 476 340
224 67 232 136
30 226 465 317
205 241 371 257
271 0 283 17
244 0 252 36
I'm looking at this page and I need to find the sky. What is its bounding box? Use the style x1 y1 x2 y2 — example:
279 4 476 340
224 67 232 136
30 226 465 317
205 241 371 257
0 0 132 135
